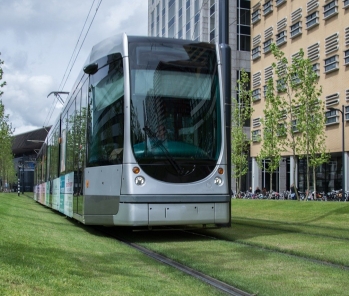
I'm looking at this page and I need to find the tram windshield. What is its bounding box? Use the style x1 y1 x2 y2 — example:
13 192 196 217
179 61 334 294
129 39 222 183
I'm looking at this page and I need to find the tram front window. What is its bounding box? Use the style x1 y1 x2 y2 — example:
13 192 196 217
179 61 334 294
87 56 124 167
129 40 221 183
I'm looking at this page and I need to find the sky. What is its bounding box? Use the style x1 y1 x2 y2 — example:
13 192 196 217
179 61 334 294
0 0 148 135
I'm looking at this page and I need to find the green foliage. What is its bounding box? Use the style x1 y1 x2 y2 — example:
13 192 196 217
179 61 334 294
290 49 329 194
256 77 284 191
268 44 328 197
231 70 253 192
0 54 15 189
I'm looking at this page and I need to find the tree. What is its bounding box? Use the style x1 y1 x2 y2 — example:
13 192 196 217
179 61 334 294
269 43 303 199
268 44 328 199
291 49 328 198
231 70 253 193
256 77 285 194
0 54 15 190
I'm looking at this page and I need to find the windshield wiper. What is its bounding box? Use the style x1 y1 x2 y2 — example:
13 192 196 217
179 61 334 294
143 126 187 176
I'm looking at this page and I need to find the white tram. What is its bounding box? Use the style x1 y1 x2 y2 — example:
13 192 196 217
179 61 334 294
34 34 231 227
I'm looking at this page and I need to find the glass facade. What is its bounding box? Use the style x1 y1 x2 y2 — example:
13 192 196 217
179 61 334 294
237 0 251 51
298 155 343 192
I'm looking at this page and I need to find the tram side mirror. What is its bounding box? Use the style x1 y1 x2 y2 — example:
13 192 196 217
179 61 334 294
83 63 99 75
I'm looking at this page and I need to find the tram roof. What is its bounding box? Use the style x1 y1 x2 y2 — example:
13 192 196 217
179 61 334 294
85 33 207 67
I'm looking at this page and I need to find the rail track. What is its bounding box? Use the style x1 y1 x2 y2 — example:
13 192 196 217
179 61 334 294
94 216 349 296
181 227 349 271
95 226 253 296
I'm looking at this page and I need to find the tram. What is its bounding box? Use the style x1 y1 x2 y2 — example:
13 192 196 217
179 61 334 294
34 33 231 227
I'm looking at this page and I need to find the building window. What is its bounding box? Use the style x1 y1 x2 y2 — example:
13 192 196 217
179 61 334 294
325 110 340 125
344 50 349 66
252 9 261 24
263 39 273 53
312 63 320 77
252 88 261 101
276 30 287 46
306 11 319 29
290 22 302 38
156 4 160 36
252 130 261 142
344 0 349 9
162 3 166 37
291 73 301 85
277 78 286 92
186 0 191 39
323 1 338 20
324 55 339 73
291 120 299 133
276 0 287 7
277 123 287 137
252 46 261 60
263 85 268 97
237 0 251 51
168 0 175 38
210 0 216 43
263 1 273 16
345 105 349 121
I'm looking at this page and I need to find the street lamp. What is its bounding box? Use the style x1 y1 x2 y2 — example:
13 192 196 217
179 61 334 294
327 105 346 194
27 140 45 143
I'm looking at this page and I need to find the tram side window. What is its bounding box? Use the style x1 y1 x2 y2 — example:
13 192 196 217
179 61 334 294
36 156 40 184
50 123 60 180
87 56 124 166
60 113 67 174
46 144 51 183
42 144 47 183
66 100 76 173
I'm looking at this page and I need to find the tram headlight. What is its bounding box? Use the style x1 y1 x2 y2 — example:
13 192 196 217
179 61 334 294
135 176 145 186
214 177 223 186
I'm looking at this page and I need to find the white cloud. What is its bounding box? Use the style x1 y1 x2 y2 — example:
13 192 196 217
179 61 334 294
0 0 148 135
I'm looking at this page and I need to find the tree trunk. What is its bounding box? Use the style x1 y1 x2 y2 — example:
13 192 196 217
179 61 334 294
293 156 300 201
313 166 317 200
269 171 273 199
306 155 310 201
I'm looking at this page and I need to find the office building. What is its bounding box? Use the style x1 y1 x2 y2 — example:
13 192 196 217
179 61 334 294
250 0 349 193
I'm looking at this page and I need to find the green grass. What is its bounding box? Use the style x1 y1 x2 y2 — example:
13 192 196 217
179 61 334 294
3 194 349 296
0 193 223 296
123 199 349 296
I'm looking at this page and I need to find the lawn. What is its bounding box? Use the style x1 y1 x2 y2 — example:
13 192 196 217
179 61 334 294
3 194 349 296
0 193 223 296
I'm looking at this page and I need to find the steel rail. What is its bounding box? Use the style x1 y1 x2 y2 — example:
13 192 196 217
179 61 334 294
97 227 253 296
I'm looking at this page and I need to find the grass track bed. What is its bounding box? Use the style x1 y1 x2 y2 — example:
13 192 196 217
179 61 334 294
0 194 223 296
121 199 349 295
2 195 349 295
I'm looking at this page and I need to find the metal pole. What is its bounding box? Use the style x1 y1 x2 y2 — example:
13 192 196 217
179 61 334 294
219 0 231 226
341 105 345 194
219 0 231 192
22 156 24 194
17 162 20 196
